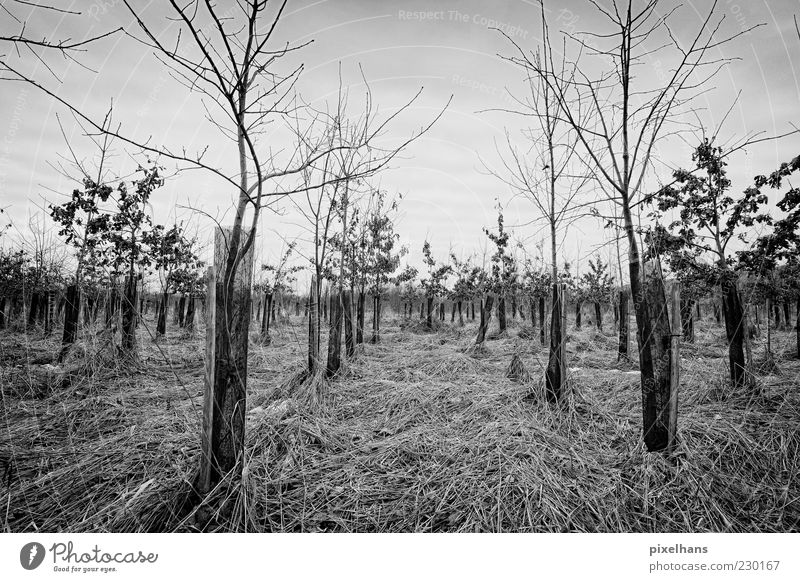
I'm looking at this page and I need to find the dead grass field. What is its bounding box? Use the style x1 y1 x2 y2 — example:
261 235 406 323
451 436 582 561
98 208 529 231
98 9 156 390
1 310 798 532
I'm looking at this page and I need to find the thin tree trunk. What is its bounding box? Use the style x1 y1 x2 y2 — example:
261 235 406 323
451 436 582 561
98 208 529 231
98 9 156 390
458 300 464 326
574 301 582 329
498 295 507 332
594 302 602 331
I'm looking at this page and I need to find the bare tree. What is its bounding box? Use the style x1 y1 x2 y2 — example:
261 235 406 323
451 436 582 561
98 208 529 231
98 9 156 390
493 18 592 399
510 0 759 451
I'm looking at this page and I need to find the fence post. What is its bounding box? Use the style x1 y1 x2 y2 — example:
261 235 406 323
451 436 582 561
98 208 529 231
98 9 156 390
198 226 255 495
308 275 319 374
668 282 681 454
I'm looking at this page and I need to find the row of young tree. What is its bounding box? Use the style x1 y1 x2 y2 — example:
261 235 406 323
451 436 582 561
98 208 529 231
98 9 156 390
2 0 798 517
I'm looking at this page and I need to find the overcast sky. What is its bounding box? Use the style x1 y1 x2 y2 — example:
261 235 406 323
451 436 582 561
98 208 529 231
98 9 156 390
2 0 799 284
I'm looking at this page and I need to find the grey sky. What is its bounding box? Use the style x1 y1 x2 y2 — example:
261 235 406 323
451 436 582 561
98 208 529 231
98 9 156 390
1 0 799 283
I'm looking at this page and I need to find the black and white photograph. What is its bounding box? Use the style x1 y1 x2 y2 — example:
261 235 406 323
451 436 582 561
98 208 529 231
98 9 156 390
0 0 799 578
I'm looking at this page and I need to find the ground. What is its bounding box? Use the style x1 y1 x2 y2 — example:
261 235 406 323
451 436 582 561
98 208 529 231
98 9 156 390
1 309 798 532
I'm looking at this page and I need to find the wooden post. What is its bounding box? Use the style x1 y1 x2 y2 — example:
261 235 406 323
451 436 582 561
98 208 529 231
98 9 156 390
475 294 494 344
308 275 319 374
642 260 672 452
58 284 80 362
44 290 55 336
618 287 629 360
198 226 254 495
668 282 681 454
199 266 216 494
561 284 568 389
343 289 354 357
325 288 343 377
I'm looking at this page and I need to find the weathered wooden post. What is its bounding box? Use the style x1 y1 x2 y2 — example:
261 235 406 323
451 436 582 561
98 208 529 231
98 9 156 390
58 284 80 362
198 226 254 495
343 290 355 357
561 283 568 391
545 283 565 402
308 275 319 374
475 294 495 344
668 282 681 454
618 287 629 360
642 260 672 452
44 290 55 336
326 289 343 377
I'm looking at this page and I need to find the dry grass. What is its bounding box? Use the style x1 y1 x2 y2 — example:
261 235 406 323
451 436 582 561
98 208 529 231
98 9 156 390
1 311 798 532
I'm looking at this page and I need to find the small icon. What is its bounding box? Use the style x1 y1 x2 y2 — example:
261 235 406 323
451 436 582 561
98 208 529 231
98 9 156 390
20 542 46 570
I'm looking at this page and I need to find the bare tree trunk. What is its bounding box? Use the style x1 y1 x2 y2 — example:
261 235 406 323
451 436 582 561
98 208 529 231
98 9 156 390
450 302 456 322
458 300 464 326
574 301 582 329
475 294 495 344
498 295 507 333
594 302 602 331
0 297 6 329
